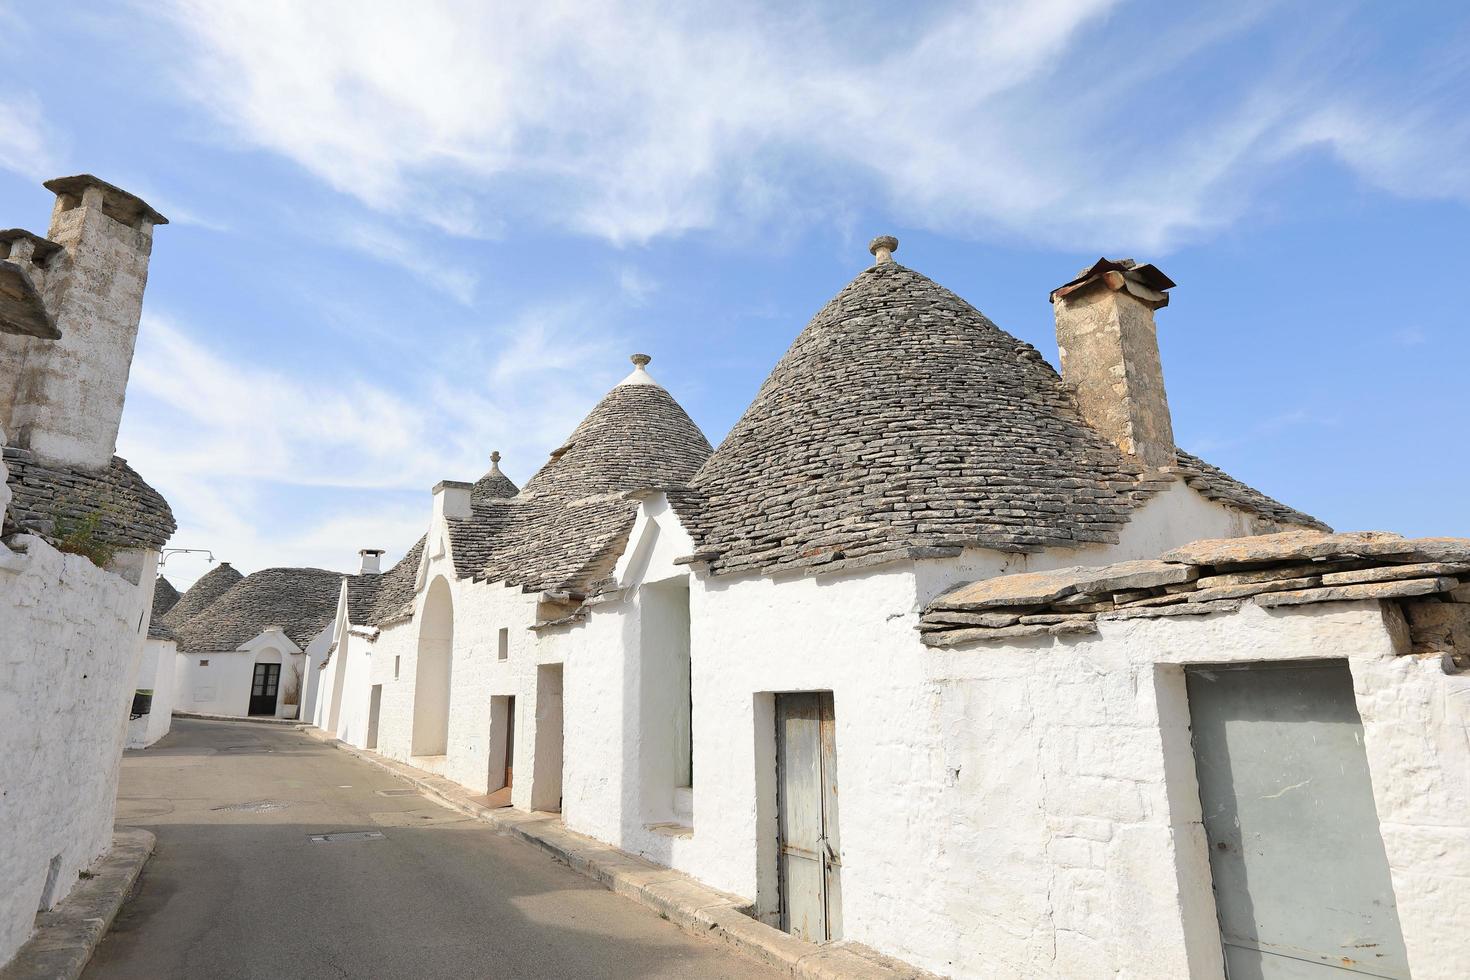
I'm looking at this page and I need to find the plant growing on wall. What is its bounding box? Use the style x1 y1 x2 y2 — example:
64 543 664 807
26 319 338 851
51 508 117 569
282 661 303 706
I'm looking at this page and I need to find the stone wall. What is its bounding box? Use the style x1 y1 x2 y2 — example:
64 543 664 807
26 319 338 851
0 535 154 966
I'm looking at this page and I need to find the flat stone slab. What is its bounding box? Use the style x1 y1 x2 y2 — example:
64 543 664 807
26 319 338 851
1320 562 1470 587
1185 576 1321 603
0 829 155 980
1100 599 1242 621
922 611 1021 628
922 620 1098 647
1255 577 1457 608
933 559 1196 610
1159 531 1412 566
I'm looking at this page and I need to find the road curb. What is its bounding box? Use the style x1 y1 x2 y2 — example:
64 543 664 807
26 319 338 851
171 711 302 726
300 726 938 979
0 828 155 980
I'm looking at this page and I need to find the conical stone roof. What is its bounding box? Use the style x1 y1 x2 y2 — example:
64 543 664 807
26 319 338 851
151 576 181 618
445 357 713 597
471 452 518 503
519 357 712 503
162 561 243 628
174 566 346 652
684 252 1319 578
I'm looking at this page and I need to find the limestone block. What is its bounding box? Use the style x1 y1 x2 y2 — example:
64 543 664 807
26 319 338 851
1402 600 1470 654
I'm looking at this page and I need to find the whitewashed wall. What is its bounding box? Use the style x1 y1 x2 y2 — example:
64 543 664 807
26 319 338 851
0 536 155 966
125 637 177 748
174 633 305 718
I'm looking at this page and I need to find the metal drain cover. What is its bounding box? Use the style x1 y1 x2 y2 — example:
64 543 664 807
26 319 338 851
213 800 289 813
309 831 386 843
374 789 420 797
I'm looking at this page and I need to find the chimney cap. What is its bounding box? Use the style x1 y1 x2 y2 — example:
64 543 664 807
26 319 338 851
0 229 62 264
42 174 169 227
358 548 386 557
868 235 899 263
1050 257 1174 308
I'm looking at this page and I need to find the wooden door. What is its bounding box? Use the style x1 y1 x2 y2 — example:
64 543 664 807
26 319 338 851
248 662 280 716
1187 662 1409 978
503 696 515 789
776 692 842 942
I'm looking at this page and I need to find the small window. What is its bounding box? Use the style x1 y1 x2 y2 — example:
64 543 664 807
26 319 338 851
394 656 400 679
199 659 209 667
498 628 509 661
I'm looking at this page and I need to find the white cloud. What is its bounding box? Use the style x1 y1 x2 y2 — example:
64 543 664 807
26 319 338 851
0 91 59 179
138 1 1470 253
338 219 480 305
116 304 626 578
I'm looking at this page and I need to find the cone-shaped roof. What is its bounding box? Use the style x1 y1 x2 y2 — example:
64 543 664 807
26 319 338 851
519 357 712 503
151 576 181 618
162 562 243 628
174 567 345 652
435 356 712 599
471 452 518 503
685 251 1321 577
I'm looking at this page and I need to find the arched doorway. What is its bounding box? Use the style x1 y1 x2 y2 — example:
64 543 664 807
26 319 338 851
412 576 454 756
249 648 283 717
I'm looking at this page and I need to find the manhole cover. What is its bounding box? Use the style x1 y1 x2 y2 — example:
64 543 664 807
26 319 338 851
212 800 289 813
309 832 386 843
374 789 420 797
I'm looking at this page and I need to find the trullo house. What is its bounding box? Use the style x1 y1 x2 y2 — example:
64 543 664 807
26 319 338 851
309 238 1469 979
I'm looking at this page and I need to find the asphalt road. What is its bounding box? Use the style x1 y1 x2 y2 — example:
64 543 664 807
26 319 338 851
86 718 782 980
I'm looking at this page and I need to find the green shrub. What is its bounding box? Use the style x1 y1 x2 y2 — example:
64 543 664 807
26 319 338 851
51 510 116 569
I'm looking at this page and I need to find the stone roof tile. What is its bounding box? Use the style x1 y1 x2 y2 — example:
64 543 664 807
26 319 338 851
161 562 243 629
3 447 176 551
174 567 347 652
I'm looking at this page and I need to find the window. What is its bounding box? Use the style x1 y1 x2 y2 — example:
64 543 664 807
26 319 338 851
498 627 509 661
199 659 209 666
394 656 400 679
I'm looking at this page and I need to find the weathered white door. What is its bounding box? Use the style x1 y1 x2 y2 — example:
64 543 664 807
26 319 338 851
776 692 842 942
1187 661 1409 979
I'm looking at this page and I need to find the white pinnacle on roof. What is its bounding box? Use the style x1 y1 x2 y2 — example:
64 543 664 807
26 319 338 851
617 352 659 387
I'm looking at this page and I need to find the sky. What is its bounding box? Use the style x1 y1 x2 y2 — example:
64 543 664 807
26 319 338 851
2 1 1466 588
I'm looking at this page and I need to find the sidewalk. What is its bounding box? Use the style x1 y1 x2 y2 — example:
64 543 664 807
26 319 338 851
0 829 155 980
300 726 938 980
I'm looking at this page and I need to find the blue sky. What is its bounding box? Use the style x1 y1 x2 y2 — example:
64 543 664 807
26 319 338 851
2 1 1466 587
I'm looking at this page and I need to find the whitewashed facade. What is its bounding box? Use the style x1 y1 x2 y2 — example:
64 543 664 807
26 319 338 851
311 244 1469 978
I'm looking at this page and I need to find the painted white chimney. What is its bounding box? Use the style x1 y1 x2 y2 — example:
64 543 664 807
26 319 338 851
1050 258 1177 469
431 480 473 522
358 548 385 575
4 175 167 469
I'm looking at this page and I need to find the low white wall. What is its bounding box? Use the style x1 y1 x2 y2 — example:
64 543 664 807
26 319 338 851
0 536 154 966
125 637 177 748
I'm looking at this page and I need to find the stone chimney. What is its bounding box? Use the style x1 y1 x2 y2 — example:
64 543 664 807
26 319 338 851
1050 258 1177 469
4 175 167 469
358 548 385 575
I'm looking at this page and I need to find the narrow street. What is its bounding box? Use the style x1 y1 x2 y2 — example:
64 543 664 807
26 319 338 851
87 718 783 980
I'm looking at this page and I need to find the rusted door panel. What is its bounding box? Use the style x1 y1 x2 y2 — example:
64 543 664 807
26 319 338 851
776 692 842 943
1187 662 1409 979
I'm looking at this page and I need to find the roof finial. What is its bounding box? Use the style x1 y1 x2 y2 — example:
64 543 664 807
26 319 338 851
490 450 502 471
618 352 658 387
869 235 898 264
